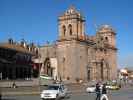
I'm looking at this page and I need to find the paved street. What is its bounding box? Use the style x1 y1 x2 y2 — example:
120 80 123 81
1 85 133 100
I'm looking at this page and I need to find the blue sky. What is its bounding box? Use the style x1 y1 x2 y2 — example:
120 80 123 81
0 0 133 68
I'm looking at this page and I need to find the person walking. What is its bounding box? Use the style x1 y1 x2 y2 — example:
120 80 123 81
95 83 101 100
100 83 108 100
12 81 17 88
102 83 107 94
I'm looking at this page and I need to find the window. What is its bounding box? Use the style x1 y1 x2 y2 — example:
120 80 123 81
68 24 72 35
105 37 108 41
62 25 66 36
100 48 103 52
104 49 107 54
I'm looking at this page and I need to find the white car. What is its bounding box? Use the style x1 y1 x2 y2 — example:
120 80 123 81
86 84 103 93
86 85 96 93
41 84 67 100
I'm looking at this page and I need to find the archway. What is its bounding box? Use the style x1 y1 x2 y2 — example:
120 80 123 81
40 58 53 77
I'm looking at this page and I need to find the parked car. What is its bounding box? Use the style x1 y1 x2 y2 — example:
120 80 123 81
41 84 68 100
86 83 104 93
106 84 120 90
86 85 96 93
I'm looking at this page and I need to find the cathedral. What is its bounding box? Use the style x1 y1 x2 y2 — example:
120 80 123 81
40 6 117 83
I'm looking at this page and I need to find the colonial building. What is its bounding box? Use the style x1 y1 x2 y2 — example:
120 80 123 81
0 39 39 80
40 6 117 83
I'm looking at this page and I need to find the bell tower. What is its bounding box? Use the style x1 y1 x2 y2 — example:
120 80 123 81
96 25 117 80
96 25 116 47
58 6 85 40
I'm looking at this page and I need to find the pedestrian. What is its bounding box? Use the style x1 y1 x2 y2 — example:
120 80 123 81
100 83 108 100
12 81 17 88
95 83 101 100
102 83 107 94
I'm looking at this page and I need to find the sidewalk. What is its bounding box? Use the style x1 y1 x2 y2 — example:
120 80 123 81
1 86 40 96
2 91 40 96
1 83 86 96
0 78 39 88
2 84 132 96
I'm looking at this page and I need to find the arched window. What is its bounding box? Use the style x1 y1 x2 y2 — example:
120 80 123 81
68 24 72 35
105 37 108 41
62 25 66 36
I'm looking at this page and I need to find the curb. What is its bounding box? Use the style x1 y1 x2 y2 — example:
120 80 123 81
2 91 40 96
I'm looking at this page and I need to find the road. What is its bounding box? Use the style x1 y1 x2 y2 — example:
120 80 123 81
2 86 133 100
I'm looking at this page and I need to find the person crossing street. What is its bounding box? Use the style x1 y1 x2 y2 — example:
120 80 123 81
95 83 101 100
100 83 108 100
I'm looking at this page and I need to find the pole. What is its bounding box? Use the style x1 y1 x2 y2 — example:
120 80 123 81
38 47 41 91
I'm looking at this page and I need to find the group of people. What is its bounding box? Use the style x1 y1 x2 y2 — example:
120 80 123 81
95 82 108 100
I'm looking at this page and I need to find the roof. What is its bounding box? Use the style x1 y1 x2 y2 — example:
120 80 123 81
59 6 84 21
64 6 80 15
0 43 33 55
86 35 96 41
98 25 115 33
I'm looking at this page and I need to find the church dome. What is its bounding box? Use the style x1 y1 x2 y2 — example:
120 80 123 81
98 25 115 33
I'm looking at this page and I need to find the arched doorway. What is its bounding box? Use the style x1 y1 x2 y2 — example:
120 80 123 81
100 59 110 81
40 58 53 77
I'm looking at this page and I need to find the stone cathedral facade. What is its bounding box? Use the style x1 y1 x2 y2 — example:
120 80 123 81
40 6 117 83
